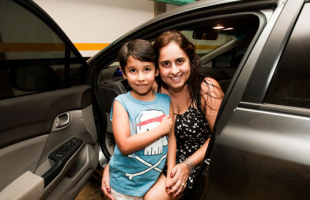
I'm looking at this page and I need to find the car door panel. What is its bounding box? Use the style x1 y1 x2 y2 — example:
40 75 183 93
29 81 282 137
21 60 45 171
0 135 47 193
206 107 310 199
0 171 44 200
1 0 98 199
0 85 98 200
204 1 310 199
0 86 92 148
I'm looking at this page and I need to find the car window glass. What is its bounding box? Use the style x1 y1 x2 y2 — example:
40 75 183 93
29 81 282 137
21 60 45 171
212 42 250 68
264 3 310 109
0 0 85 100
109 16 259 71
195 22 257 72
182 30 236 57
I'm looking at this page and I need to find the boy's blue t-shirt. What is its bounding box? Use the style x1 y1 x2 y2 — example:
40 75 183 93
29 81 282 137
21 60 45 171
109 91 171 197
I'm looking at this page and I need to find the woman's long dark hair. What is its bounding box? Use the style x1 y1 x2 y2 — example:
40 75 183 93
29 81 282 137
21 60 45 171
154 29 223 114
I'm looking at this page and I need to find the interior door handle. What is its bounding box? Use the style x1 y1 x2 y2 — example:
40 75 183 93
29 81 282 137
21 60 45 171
55 113 71 128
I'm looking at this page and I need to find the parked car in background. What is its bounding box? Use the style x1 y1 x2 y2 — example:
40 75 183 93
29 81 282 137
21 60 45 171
1 0 310 199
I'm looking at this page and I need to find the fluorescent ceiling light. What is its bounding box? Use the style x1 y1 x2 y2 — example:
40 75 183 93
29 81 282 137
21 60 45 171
213 26 224 30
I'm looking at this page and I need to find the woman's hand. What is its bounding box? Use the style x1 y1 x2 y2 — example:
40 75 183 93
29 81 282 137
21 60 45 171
166 163 189 198
101 164 115 200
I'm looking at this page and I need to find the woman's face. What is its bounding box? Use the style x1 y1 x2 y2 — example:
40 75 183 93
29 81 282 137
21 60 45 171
158 42 191 91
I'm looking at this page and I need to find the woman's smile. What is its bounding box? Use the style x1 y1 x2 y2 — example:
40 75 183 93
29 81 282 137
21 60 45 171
158 42 191 90
170 75 183 82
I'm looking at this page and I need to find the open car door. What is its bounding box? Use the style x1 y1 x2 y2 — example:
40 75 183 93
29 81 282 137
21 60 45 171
201 1 310 199
0 0 98 199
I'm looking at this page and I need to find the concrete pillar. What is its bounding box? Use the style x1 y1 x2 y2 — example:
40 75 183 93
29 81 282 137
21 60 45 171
154 2 166 16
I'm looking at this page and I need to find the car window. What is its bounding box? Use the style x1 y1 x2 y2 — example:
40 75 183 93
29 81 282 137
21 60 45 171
264 3 310 109
107 15 259 95
109 16 258 70
0 0 86 100
212 42 250 68
192 16 258 69
182 30 236 57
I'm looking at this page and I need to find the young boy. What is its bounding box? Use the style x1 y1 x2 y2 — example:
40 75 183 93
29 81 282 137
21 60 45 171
109 39 176 199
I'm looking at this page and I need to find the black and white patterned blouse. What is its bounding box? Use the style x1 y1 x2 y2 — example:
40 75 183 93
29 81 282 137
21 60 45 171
175 106 211 190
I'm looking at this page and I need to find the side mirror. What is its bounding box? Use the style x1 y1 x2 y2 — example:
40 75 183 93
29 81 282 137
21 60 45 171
193 30 218 40
9 63 62 92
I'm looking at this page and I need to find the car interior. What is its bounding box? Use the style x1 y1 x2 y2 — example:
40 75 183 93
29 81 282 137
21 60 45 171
96 14 260 164
0 1 98 199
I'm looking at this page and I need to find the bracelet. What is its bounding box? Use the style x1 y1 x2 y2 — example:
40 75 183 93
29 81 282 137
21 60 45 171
183 158 195 174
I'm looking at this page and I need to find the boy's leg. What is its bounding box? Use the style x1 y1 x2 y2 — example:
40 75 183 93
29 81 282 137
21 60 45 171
111 189 143 200
144 174 172 200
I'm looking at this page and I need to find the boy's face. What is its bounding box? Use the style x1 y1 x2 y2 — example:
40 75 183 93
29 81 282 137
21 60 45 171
121 56 158 99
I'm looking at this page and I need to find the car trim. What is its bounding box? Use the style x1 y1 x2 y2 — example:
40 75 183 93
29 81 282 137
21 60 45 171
241 0 304 103
211 0 285 139
240 101 310 118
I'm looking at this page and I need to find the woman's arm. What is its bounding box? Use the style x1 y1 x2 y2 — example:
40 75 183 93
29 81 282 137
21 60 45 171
181 78 223 168
113 100 173 154
183 78 223 166
166 103 177 190
203 77 224 131
166 78 223 197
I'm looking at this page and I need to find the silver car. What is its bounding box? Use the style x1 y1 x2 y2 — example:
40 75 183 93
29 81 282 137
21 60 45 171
1 0 309 199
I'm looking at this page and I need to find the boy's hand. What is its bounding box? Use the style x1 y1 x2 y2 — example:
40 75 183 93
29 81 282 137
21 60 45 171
159 115 173 135
101 165 115 200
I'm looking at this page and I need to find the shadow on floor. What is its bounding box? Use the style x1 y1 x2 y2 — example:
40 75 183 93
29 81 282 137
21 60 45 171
75 169 106 200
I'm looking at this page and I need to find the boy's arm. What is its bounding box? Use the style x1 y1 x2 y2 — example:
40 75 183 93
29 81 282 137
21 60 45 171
101 163 115 200
166 102 176 177
113 100 172 155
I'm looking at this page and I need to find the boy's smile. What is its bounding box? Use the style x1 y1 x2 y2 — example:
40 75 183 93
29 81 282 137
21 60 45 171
122 56 158 101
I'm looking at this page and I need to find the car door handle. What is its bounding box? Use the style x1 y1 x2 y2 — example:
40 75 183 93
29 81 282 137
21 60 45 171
55 113 71 128
203 158 211 176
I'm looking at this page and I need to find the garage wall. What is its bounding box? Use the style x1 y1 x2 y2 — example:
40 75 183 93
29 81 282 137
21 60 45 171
167 4 178 10
34 0 179 57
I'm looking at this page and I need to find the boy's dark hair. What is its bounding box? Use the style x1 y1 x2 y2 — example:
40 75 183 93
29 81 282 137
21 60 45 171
118 39 157 74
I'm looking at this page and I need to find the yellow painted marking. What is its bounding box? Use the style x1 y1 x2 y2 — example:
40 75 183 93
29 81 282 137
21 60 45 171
74 43 110 51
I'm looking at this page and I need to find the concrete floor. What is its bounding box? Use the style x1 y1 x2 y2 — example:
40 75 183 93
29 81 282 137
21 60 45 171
75 170 106 200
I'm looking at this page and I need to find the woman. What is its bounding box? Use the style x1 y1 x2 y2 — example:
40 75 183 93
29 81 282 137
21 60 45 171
102 30 223 200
